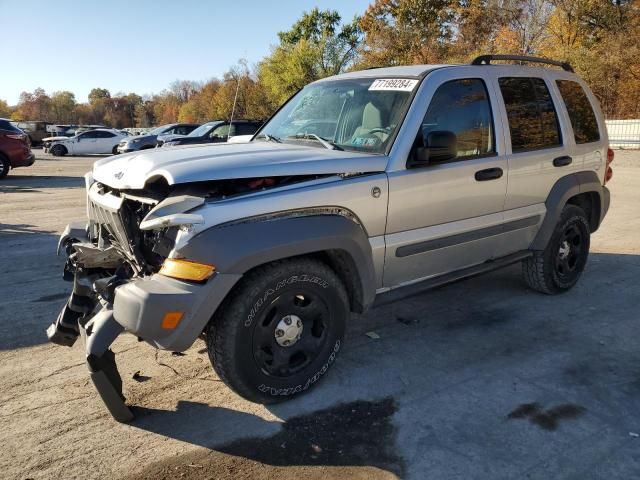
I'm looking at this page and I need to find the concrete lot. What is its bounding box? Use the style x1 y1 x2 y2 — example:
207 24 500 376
0 150 639 479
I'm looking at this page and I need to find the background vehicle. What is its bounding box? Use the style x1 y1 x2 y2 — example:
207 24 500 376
48 128 127 156
48 56 612 422
117 123 199 153
11 121 51 146
0 118 34 178
160 120 262 147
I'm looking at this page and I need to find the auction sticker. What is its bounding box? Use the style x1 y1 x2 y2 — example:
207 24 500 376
369 78 419 91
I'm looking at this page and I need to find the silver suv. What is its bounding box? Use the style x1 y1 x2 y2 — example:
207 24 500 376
48 55 612 422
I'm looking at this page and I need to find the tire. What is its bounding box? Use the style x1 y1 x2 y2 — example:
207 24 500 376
522 205 590 294
51 144 67 156
206 258 349 404
112 145 119 155
0 154 10 179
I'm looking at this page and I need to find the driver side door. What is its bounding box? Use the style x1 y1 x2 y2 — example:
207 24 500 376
73 131 97 154
383 70 509 287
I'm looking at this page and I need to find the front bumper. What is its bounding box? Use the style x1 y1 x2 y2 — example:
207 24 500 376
47 222 241 421
116 146 134 153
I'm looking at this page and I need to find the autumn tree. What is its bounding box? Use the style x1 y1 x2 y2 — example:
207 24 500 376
0 99 11 118
358 0 454 67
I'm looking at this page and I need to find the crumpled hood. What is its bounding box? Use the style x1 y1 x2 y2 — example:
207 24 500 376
92 142 388 189
123 133 157 144
44 136 72 142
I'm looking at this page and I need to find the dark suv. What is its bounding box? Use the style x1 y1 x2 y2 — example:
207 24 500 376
159 120 263 147
0 119 34 179
12 121 51 146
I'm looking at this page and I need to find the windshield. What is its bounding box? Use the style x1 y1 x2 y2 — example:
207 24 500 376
149 124 172 136
255 77 419 154
188 122 219 137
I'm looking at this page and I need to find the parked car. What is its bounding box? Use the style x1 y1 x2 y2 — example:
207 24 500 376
159 120 262 147
48 129 127 156
48 55 612 422
116 123 199 153
0 119 34 178
11 121 51 146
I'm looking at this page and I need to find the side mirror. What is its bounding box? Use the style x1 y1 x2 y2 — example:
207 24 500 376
412 130 457 166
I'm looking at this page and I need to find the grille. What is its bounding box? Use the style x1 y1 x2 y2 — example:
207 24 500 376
87 185 132 257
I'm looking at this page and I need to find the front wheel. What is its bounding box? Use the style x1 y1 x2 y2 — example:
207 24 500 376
523 205 590 294
0 155 10 179
206 258 349 403
51 144 67 156
112 145 119 155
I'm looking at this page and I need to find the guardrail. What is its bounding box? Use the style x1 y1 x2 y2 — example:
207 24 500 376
606 119 640 149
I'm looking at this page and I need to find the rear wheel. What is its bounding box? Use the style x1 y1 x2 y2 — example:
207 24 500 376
522 205 590 294
51 144 67 156
0 155 10 179
206 258 349 403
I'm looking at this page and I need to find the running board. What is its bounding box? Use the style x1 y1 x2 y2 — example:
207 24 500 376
374 250 532 308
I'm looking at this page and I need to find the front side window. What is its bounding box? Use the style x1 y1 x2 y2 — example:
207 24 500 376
556 80 600 144
210 124 230 138
420 78 495 159
499 77 562 152
257 77 418 154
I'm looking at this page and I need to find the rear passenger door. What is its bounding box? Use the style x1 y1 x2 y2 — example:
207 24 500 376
384 69 508 287
493 75 573 255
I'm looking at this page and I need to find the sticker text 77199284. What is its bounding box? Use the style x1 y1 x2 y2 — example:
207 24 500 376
369 79 419 92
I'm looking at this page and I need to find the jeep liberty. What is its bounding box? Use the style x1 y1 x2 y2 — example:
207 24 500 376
47 55 612 422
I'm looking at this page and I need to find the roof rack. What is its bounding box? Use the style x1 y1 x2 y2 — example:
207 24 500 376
471 54 574 73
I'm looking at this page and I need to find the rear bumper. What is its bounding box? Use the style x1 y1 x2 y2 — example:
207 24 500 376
601 186 610 223
9 150 34 168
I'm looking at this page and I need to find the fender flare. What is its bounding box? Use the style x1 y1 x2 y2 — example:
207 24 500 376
530 171 605 250
178 213 377 313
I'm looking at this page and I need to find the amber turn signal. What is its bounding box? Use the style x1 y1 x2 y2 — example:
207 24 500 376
161 311 184 330
159 258 215 282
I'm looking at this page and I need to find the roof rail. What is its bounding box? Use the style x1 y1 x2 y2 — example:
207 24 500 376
471 54 574 73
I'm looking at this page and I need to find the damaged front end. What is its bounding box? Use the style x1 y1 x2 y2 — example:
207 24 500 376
47 173 318 421
47 178 195 422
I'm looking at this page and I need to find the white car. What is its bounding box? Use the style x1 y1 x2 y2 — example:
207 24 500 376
48 129 127 156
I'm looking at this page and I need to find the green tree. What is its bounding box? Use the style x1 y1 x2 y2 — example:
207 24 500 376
259 8 362 106
50 91 77 123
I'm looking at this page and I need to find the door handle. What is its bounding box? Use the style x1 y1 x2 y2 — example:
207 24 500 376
475 167 503 181
553 155 572 167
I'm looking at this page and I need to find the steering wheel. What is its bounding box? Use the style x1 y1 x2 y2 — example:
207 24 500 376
367 127 391 135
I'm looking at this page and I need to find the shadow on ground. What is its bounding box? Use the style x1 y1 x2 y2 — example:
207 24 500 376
128 398 403 479
0 175 84 192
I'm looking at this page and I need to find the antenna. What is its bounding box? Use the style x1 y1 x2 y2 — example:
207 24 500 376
228 70 241 141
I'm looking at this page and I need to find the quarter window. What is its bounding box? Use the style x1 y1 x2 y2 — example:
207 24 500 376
556 80 600 144
420 78 495 159
498 77 562 152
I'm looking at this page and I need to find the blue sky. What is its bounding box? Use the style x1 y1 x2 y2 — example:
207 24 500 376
0 0 372 105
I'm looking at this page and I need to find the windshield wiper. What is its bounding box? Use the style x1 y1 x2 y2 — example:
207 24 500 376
254 133 281 143
286 133 343 151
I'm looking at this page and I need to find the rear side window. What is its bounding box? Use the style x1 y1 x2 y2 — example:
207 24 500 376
421 78 495 159
499 77 561 152
556 80 600 144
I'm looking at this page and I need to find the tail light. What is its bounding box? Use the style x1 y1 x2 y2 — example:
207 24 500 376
605 147 614 184
6 133 25 140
